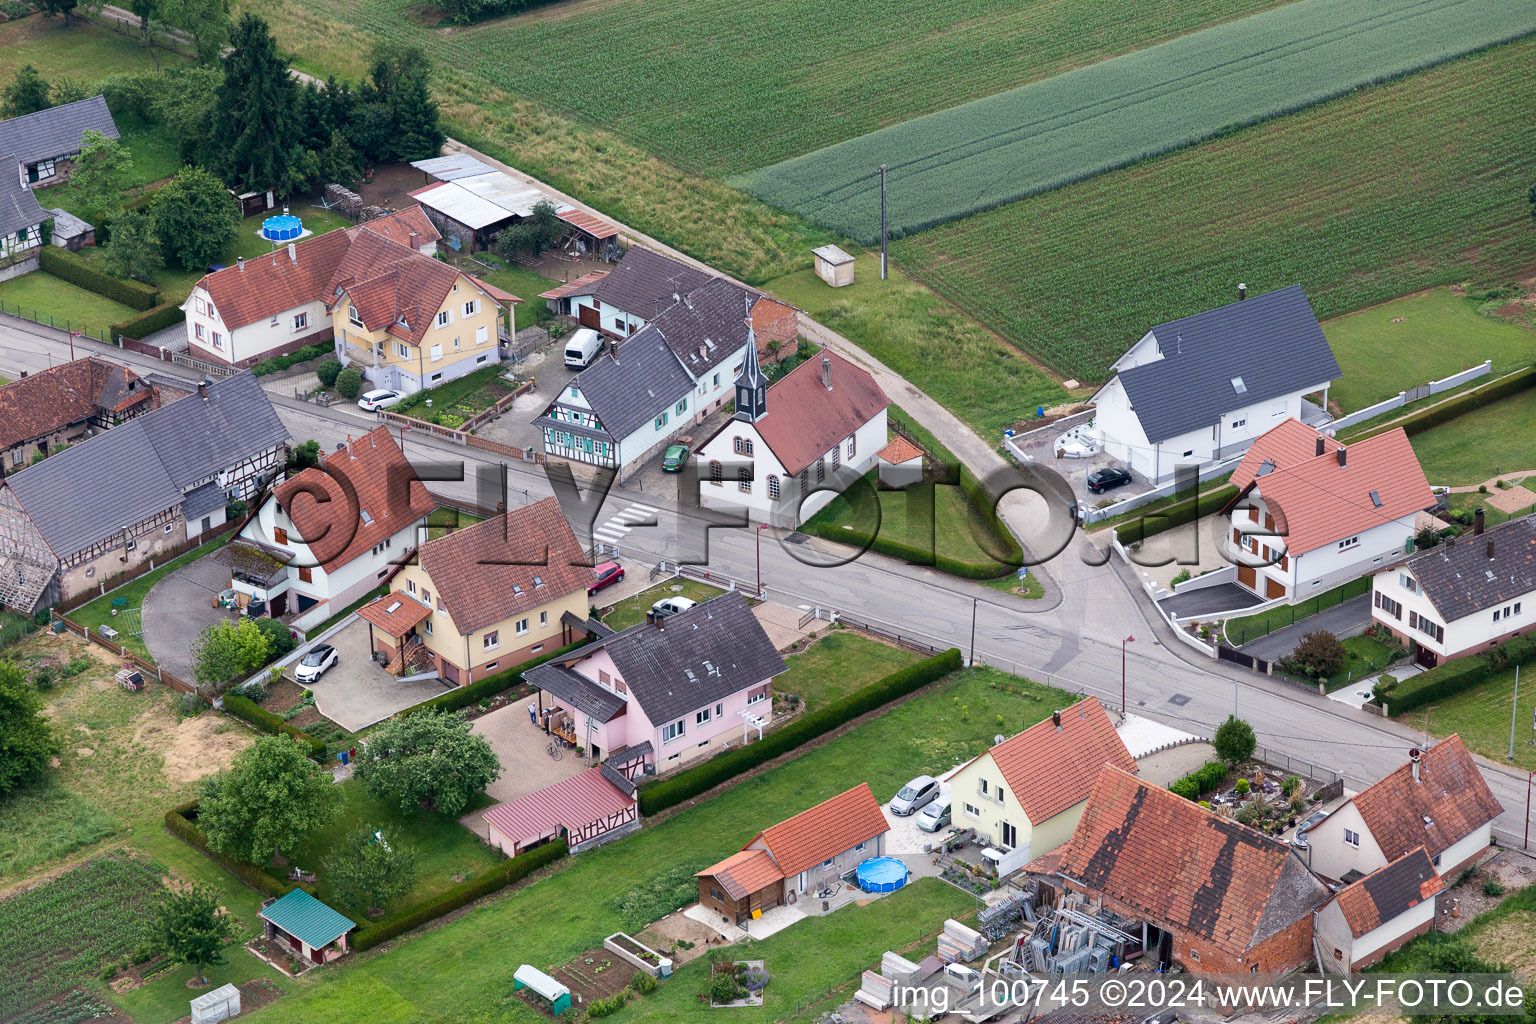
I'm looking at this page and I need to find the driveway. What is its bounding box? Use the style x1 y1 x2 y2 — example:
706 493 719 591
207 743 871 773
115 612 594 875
474 349 580 454
143 553 243 683
460 701 589 840
1008 411 1155 511
1236 593 1372 661
305 619 453 732
1157 582 1264 620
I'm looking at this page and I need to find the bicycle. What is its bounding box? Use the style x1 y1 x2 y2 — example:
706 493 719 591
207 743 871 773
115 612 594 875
546 742 563 761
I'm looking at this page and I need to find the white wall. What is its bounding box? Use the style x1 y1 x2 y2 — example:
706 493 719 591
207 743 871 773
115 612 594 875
1231 495 1416 604
565 292 648 337
182 285 328 365
1373 564 1536 659
1316 895 1435 973
1302 801 1389 880
1437 824 1491 874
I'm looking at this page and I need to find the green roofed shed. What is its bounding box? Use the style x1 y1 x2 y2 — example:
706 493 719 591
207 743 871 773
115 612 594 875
258 889 356 966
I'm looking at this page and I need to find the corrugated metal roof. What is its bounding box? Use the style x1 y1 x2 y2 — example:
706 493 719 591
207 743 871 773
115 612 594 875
456 172 568 219
411 154 496 180
259 889 355 949
483 766 635 850
408 181 514 231
0 95 119 166
558 208 619 239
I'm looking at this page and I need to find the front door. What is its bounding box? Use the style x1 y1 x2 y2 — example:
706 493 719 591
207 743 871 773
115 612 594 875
310 945 325 965
1237 565 1257 591
578 305 601 329
1415 643 1438 668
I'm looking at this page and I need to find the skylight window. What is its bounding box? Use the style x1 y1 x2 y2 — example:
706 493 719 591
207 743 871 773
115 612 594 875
533 575 544 587
360 509 374 525
386 601 401 613
1231 376 1247 394
512 584 523 595
1370 491 1382 508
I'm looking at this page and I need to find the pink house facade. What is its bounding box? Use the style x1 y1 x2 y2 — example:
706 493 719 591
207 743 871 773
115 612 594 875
523 590 784 773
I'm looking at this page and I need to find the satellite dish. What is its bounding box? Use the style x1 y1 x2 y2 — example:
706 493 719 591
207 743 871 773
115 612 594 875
994 734 1006 746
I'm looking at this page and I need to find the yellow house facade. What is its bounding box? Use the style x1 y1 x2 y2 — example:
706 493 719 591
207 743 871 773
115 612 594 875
949 697 1138 875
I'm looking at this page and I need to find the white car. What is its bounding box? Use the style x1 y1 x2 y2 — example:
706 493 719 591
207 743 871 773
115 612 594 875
358 389 404 411
651 596 698 618
294 644 338 684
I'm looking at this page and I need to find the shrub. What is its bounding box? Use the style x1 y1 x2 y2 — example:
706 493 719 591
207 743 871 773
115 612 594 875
316 359 343 388
1169 777 1198 800
335 367 364 399
38 247 159 310
1114 485 1241 546
632 972 658 995
252 618 296 659
250 343 333 377
32 666 56 690
1282 774 1302 796
1169 759 1232 801
111 302 185 342
1234 778 1250 795
1483 878 1505 897
638 649 962 816
349 840 566 951
162 801 289 898
710 972 744 1005
222 694 325 758
1285 630 1347 679
589 992 630 1018
1214 715 1257 764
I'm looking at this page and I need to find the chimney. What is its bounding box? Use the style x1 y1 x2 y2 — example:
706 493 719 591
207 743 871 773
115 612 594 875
1336 446 1347 468
409 230 419 249
237 256 244 271
346 434 354 459
1315 436 1325 457
1487 539 1495 561
656 612 665 630
1238 283 1247 301
197 379 208 400
287 243 297 264
1475 508 1485 535
820 354 831 390
1051 710 1062 730
1409 748 1422 783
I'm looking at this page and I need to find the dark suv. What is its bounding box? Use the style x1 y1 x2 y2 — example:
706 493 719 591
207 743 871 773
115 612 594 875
1087 467 1133 494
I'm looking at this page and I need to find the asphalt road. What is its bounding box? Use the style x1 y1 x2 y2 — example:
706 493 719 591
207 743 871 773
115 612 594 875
5 315 1532 851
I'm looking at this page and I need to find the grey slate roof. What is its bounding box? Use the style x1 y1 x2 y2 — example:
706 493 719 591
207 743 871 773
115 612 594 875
181 481 226 521
591 245 710 320
545 326 693 441
1115 285 1341 443
0 95 119 167
3 373 286 557
525 663 627 723
47 206 92 240
0 158 47 238
599 762 638 797
1405 514 1536 622
653 277 757 380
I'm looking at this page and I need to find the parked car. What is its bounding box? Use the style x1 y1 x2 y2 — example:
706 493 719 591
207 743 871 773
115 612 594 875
917 797 952 832
1087 467 1133 494
294 644 339 683
589 561 625 596
652 596 698 618
1290 809 1330 849
662 444 690 473
358 389 405 411
890 775 939 816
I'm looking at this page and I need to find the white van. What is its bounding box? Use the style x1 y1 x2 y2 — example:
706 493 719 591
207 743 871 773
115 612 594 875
564 328 603 369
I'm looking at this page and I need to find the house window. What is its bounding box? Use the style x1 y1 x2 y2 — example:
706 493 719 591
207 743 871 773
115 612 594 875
396 342 410 359
1374 591 1402 621
713 372 720 387
437 310 451 327
696 708 712 725
734 437 745 455
422 588 431 603
662 719 686 744
293 312 308 331
212 332 224 350
716 702 722 717
530 645 543 654
822 857 834 868
1338 535 1359 550
430 372 442 383
710 460 722 482
767 475 780 499
463 300 477 317
430 343 442 361
964 803 980 817
424 619 433 635
515 618 528 636
571 387 579 398
1232 418 1246 429
349 305 363 327
1272 400 1287 416
1344 829 1360 847
298 567 313 583
407 579 416 593
476 354 489 364
539 611 547 627
164 523 174 534
654 412 668 431
195 323 206 341
484 661 499 671
1001 822 1018 848
738 467 752 493
270 314 280 327
483 631 499 649
979 779 989 796
599 670 611 686
747 686 767 705
831 444 840 470
1401 574 1418 594
1517 602 1524 616
437 598 445 612
207 303 218 321
676 398 688 416
847 435 855 459
195 298 206 314
816 459 825 484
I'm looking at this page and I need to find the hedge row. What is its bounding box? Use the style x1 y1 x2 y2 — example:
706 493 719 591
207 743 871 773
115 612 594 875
1169 759 1229 801
638 647 963 816
223 693 326 758
1113 485 1241 547
1387 635 1536 714
39 246 159 311
251 343 333 377
1347 365 1536 442
398 639 588 718
164 800 291 898
111 302 184 341
351 840 568 951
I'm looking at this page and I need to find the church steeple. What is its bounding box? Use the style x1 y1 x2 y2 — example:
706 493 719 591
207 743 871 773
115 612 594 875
734 297 768 423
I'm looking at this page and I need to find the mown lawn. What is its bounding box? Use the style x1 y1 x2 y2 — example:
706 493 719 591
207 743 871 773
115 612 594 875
896 37 1536 383
1408 387 1536 487
1445 489 1536 533
773 629 920 712
599 578 728 633
235 666 1062 1023
0 15 186 85
66 534 228 661
38 118 186 213
1318 635 1404 694
450 254 558 332
1321 288 1536 413
0 270 140 340
1403 661 1536 771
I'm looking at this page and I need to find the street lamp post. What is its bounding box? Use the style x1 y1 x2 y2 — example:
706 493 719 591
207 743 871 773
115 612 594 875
1527 769 1534 850
755 523 769 597
969 596 978 667
1121 635 1135 715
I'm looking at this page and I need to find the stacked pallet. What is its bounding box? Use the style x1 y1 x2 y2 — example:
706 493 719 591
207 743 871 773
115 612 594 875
858 971 894 1009
881 951 921 983
937 919 989 962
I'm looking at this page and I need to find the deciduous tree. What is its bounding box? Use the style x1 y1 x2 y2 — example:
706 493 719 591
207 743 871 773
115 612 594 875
153 166 237 271
191 617 270 690
1285 629 1347 680
153 885 236 985
2 66 51 118
101 209 164 283
37 0 83 27
0 661 59 797
323 825 418 914
354 710 501 817
69 130 135 220
1213 715 1256 765
198 734 337 863
158 0 232 64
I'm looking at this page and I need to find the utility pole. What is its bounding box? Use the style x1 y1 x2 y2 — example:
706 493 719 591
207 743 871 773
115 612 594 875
1121 635 1135 716
879 164 888 281
969 595 977 667
1527 769 1533 850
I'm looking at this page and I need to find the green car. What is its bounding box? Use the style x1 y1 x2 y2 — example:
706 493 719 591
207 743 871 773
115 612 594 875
662 444 690 472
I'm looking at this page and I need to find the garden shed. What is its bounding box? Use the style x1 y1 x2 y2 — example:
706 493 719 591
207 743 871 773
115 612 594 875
812 244 855 287
258 889 356 966
514 964 572 1014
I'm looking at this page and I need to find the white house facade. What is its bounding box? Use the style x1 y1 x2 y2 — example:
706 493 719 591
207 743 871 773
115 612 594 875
1314 847 1443 974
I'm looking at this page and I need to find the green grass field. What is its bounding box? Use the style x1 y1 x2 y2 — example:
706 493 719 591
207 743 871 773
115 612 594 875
38 119 186 213
0 15 185 86
742 0 1536 242
1321 289 1536 412
0 271 140 341
1319 635 1404 693
773 630 920 712
1408 387 1536 487
599 578 728 633
1401 661 1536 770
896 38 1536 383
0 775 118 880
229 665 1060 1023
450 256 556 331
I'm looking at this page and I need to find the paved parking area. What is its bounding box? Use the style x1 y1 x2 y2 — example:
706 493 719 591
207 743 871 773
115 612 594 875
1236 594 1371 660
1158 582 1264 619
306 619 453 732
475 349 579 454
142 553 242 682
460 701 589 840
1010 411 1154 508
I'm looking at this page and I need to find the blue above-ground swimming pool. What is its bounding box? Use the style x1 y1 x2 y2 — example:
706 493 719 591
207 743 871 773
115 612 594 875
856 856 909 893
261 214 304 242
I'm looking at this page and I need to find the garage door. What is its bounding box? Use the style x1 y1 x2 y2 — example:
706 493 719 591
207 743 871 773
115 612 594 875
1237 565 1256 590
1265 577 1285 600
578 305 600 329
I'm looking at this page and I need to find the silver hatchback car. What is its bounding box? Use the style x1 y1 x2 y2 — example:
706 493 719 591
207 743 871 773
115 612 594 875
890 775 939 816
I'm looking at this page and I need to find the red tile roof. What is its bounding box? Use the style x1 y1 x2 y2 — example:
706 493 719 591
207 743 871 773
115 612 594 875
1054 766 1327 960
977 697 1138 824
1332 847 1442 938
355 207 440 250
483 766 635 850
539 270 610 301
191 228 354 331
754 351 889 477
751 783 888 878
272 425 436 572
416 497 592 636
1230 418 1342 490
696 849 781 900
0 356 153 450
877 437 924 465
357 590 432 637
1237 425 1432 555
1348 735 1502 863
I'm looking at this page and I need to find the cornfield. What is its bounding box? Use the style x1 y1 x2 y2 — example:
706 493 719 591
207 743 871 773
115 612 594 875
0 853 163 1019
892 36 1536 382
739 0 1536 242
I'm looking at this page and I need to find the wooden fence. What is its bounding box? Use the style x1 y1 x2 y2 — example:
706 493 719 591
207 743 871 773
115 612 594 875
54 520 239 613
53 613 207 702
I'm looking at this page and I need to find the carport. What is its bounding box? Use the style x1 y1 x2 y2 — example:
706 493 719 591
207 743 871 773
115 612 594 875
355 590 433 675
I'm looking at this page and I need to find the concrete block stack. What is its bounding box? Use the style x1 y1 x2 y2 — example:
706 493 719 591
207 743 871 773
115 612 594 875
937 919 988 962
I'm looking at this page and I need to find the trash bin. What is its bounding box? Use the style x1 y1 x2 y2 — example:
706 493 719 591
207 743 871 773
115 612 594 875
658 957 673 979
